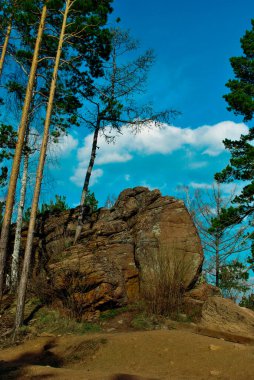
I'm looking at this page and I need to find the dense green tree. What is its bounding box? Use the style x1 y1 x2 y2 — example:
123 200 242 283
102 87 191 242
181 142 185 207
215 19 254 251
223 19 254 122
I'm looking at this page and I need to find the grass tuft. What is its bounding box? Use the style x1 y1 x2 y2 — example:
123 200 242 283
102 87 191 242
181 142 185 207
30 307 101 335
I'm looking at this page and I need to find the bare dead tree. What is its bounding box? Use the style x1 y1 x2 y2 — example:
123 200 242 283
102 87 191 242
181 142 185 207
74 28 178 243
179 182 250 287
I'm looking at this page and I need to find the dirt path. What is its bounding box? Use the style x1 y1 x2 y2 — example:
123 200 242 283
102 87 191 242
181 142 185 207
1 329 254 379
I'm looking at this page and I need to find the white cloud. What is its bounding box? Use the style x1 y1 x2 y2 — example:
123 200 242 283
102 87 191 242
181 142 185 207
90 169 104 186
70 120 248 187
75 121 248 166
188 161 208 169
70 168 103 188
194 121 248 156
189 181 244 196
50 134 78 158
189 182 213 189
76 132 133 166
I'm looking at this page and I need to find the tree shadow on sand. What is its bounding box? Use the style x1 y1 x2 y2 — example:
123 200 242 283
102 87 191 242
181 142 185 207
111 375 158 380
0 339 62 379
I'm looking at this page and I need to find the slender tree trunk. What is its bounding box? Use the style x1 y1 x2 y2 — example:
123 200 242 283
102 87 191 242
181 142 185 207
74 36 118 243
0 4 47 298
10 149 29 290
0 22 12 77
215 244 220 287
14 0 70 332
215 182 221 288
74 123 100 244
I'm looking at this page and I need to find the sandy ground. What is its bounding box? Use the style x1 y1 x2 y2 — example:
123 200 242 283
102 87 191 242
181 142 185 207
1 328 254 380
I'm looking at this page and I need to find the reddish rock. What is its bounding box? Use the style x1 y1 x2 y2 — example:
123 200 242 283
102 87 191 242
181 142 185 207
22 187 203 317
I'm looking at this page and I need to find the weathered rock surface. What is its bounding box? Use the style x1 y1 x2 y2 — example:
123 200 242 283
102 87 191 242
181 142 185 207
183 283 221 320
197 296 254 343
21 187 203 317
185 283 221 302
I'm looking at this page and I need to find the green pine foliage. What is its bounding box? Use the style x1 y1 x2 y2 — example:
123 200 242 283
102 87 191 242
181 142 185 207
223 19 254 122
215 19 254 242
23 191 98 222
84 190 98 212
219 261 249 300
240 293 254 309
0 0 113 204
23 195 69 221
1 0 114 138
40 195 69 215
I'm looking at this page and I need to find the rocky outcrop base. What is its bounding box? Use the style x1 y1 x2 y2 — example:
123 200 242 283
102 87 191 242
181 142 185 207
196 296 254 344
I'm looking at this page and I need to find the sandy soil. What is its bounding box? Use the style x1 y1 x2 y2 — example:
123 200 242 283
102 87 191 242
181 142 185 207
1 327 254 380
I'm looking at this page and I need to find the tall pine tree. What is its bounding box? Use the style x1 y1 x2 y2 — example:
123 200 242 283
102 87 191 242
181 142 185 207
0 2 48 297
14 0 113 330
215 19 254 258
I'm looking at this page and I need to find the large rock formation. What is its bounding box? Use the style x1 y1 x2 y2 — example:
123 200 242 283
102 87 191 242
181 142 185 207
16 187 254 341
21 187 203 317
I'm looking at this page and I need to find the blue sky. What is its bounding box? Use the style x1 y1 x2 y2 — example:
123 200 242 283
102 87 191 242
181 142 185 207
42 1 254 208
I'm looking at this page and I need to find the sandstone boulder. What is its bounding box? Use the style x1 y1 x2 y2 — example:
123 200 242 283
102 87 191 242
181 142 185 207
197 296 254 343
185 283 221 302
23 187 203 317
183 283 221 320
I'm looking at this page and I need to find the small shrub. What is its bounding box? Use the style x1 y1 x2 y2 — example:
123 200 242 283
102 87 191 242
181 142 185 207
141 241 193 318
55 269 89 321
28 272 55 306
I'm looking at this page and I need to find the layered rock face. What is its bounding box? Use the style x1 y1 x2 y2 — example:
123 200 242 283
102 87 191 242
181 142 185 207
197 296 254 343
24 187 203 317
